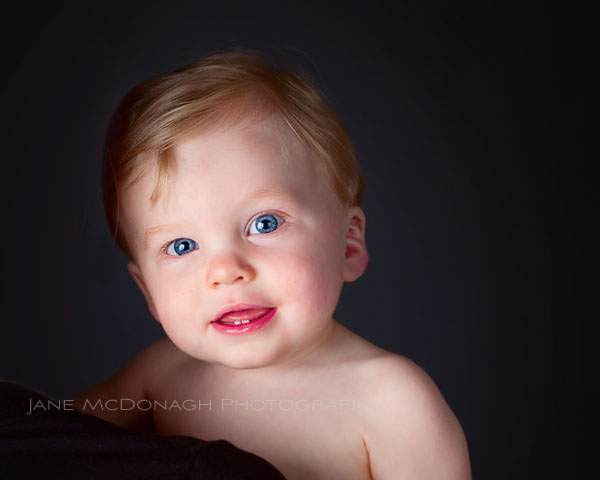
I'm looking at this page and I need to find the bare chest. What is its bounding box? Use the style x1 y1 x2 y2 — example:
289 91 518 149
150 375 372 479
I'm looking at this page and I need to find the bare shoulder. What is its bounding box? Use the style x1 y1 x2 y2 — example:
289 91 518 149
74 337 188 430
80 336 185 397
356 353 471 480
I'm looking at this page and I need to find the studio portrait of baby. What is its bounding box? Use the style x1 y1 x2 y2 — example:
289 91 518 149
73 49 471 479
1 2 576 479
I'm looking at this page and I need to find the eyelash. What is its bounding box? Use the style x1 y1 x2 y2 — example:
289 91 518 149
158 211 288 257
247 211 287 235
159 239 188 257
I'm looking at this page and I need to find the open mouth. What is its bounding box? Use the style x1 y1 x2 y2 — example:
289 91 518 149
211 307 277 335
214 307 272 325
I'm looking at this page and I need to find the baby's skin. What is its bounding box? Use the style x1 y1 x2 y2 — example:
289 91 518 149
76 117 471 479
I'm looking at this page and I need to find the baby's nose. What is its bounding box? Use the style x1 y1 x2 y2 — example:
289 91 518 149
205 251 256 287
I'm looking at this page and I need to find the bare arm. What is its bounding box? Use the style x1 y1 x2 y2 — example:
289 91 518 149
362 356 471 480
74 338 174 432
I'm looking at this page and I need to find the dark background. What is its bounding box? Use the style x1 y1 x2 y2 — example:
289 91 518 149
0 1 585 478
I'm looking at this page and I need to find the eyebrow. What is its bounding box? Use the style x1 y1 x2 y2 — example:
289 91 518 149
246 186 293 201
144 224 174 250
143 186 295 249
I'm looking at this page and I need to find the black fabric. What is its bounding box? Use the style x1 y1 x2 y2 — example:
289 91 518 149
0 382 285 479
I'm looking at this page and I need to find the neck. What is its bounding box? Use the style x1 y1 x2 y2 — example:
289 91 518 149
223 319 341 378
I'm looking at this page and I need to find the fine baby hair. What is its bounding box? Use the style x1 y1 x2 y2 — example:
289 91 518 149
102 48 365 259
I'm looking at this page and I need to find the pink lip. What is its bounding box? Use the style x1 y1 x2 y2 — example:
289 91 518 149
211 305 277 336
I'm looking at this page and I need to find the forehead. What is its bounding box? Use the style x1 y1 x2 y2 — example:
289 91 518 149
119 118 331 236
173 117 312 195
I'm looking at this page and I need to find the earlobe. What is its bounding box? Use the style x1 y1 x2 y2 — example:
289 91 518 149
343 206 369 282
127 261 160 322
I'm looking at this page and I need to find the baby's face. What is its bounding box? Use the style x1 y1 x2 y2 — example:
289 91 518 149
120 118 365 369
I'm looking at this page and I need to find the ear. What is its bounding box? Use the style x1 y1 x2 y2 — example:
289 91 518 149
343 206 369 282
127 261 160 323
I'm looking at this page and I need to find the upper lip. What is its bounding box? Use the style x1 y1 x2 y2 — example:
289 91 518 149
212 303 273 323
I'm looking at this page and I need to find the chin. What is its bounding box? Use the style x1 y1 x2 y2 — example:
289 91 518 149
216 349 281 371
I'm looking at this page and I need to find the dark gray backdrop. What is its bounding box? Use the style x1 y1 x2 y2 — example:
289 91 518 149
1 1 583 478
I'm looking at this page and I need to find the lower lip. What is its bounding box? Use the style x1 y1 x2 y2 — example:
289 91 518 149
210 308 277 336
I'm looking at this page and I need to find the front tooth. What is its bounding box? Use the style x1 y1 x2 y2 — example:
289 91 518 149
234 321 241 325
241 320 250 324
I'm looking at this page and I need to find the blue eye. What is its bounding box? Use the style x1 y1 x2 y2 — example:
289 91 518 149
249 214 282 235
166 238 197 256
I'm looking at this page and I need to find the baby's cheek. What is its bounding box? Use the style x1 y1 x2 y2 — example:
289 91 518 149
153 280 185 312
152 281 200 330
278 250 343 314
154 286 212 358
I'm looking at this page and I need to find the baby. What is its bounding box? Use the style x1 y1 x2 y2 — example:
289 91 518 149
76 49 471 479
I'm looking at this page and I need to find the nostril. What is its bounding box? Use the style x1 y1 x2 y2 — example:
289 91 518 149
206 256 255 287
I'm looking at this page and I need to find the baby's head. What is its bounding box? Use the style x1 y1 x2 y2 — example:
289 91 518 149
103 49 369 368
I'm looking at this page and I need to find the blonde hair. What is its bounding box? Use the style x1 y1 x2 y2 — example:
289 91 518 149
103 48 364 258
